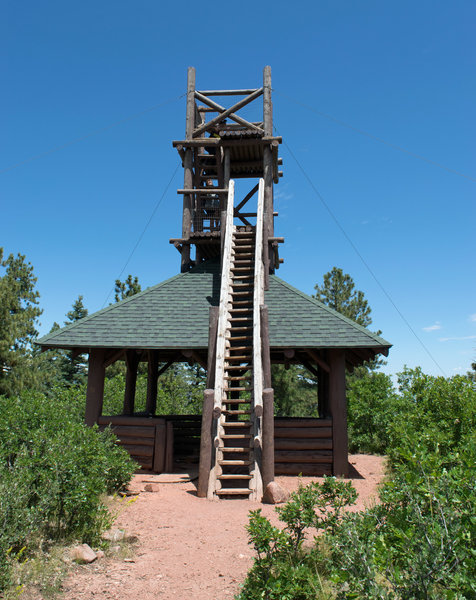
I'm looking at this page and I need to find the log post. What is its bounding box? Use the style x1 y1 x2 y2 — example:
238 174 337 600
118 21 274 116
318 366 329 418
85 349 105 426
262 388 275 489
146 350 159 415
260 305 272 389
123 350 140 416
197 389 215 497
328 349 348 477
181 67 196 272
221 148 231 258
263 66 274 274
206 306 219 388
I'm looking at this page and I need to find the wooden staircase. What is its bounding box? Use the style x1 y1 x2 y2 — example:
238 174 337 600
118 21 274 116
216 228 256 497
208 179 265 500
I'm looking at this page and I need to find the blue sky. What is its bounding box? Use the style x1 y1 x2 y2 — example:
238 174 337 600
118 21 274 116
2 1 475 378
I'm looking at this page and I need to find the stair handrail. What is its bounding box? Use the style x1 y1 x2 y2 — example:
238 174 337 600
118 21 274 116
252 178 265 426
213 180 235 417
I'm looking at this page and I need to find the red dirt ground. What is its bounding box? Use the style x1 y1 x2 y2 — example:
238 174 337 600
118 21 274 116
61 454 385 600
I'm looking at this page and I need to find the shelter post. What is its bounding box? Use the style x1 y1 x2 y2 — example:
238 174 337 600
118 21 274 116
146 350 159 414
85 349 105 426
328 349 348 476
123 350 140 415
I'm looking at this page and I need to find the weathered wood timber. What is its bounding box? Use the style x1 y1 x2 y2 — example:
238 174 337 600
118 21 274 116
146 350 159 414
85 349 105 426
262 388 275 489
329 349 348 476
192 88 264 137
124 350 140 415
198 389 215 497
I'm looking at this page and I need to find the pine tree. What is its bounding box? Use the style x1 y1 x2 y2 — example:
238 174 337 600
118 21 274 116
60 296 89 386
114 275 141 302
0 248 43 396
313 267 372 327
314 267 385 374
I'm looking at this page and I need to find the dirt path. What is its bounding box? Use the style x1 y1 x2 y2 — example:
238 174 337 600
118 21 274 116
62 455 385 600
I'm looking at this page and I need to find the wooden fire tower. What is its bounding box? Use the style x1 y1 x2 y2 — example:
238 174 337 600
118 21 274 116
171 66 282 499
37 65 391 502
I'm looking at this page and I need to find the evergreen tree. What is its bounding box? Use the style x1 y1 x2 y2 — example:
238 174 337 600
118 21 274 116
0 248 43 396
107 277 142 378
313 267 372 327
314 267 385 375
114 275 141 302
50 296 89 387
66 295 88 322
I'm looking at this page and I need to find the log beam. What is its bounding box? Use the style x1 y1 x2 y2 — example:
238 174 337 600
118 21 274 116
103 348 124 368
306 349 330 373
182 349 207 370
192 88 263 137
194 91 264 134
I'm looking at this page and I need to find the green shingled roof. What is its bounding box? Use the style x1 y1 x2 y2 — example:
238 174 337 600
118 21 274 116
37 259 390 352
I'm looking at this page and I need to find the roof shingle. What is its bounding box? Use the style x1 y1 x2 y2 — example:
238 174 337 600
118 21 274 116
37 259 391 352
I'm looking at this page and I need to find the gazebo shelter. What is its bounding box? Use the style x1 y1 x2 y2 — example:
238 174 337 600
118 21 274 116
37 67 390 500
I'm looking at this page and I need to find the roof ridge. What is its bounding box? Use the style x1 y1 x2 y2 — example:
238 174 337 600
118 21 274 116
269 275 390 347
38 271 187 344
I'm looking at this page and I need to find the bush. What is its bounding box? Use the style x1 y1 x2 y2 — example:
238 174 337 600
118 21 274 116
390 368 476 457
0 388 135 590
238 369 476 598
326 370 476 598
328 442 476 598
346 371 399 454
237 478 356 600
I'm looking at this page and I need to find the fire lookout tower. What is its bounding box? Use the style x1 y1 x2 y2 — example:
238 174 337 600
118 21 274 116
38 67 391 501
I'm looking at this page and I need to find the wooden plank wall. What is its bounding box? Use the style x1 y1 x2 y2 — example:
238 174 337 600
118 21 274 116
98 415 202 473
98 415 162 472
98 415 333 476
274 417 333 476
167 415 201 462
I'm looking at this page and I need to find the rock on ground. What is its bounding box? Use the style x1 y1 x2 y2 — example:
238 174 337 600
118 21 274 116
262 481 290 504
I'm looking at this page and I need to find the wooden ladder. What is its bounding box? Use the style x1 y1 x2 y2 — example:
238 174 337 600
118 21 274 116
209 180 265 500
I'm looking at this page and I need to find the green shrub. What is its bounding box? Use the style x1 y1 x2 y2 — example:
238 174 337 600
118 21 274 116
346 371 399 454
390 368 476 457
237 478 356 600
0 389 135 590
328 442 476 598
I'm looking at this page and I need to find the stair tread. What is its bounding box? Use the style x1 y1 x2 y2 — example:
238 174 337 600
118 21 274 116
222 434 252 439
216 489 252 495
223 399 251 404
223 421 251 427
223 410 251 415
218 474 252 479
218 459 252 465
